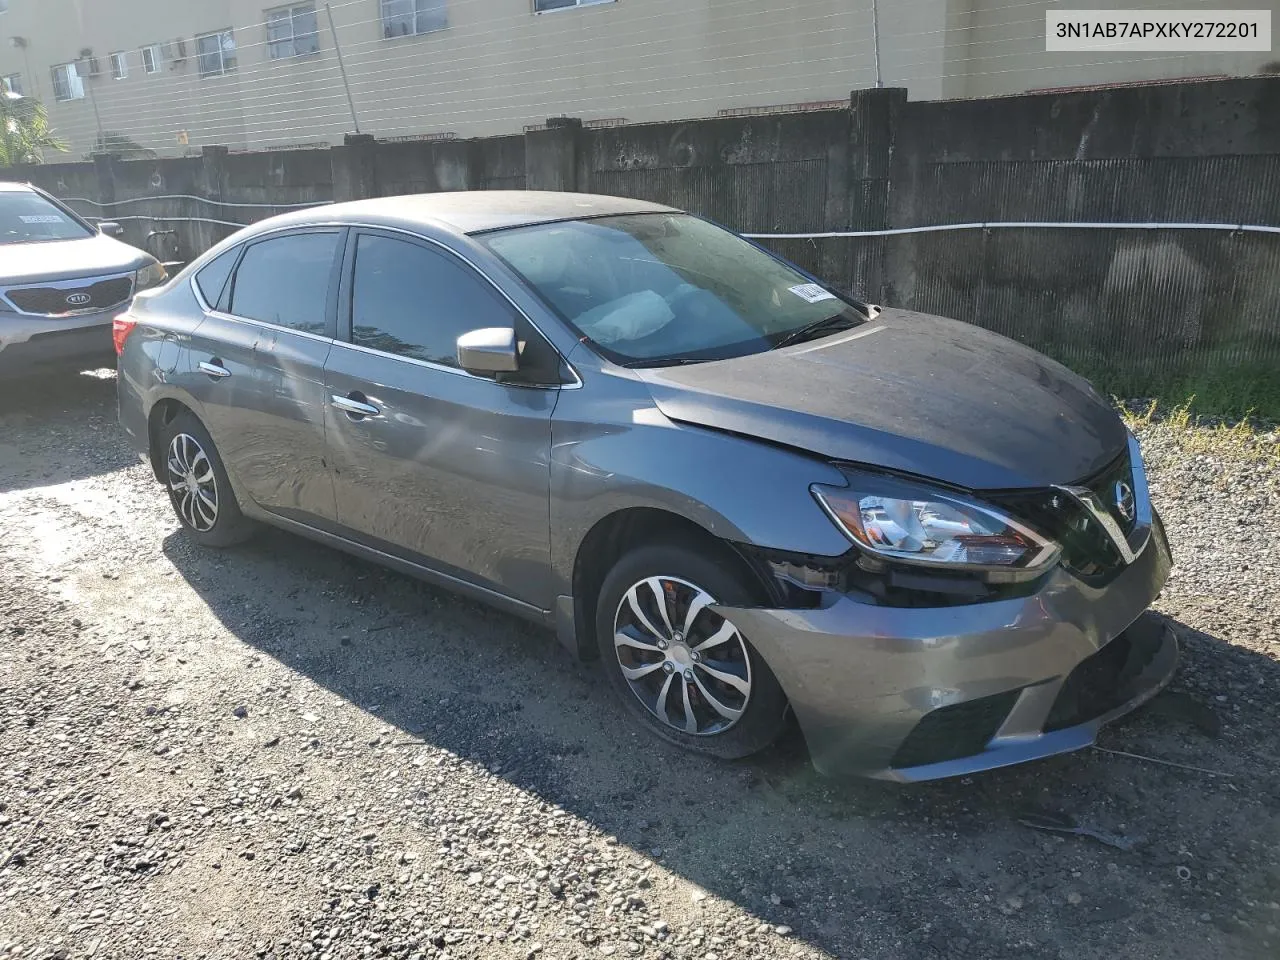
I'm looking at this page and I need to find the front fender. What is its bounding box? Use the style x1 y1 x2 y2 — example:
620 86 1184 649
548 376 851 596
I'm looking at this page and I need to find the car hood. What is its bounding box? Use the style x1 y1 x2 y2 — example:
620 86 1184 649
635 308 1127 491
0 234 150 285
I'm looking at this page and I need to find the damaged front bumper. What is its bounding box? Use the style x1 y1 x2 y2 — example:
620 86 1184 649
715 520 1176 781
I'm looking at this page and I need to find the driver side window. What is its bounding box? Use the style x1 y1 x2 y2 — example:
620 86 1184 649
349 233 563 384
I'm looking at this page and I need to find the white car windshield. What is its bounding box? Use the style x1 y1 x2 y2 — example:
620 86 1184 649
482 213 868 366
0 191 95 245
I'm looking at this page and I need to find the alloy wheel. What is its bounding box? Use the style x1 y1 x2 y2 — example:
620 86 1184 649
612 575 752 736
166 432 219 533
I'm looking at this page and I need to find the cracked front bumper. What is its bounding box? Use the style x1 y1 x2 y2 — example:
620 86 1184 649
715 519 1176 781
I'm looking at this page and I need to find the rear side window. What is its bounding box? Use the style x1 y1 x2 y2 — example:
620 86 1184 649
350 234 520 368
229 231 339 334
194 247 239 310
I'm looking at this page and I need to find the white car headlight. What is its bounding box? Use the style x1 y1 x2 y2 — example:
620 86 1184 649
812 475 1060 574
134 260 168 291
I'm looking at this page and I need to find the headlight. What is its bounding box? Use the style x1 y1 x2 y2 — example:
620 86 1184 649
134 260 168 291
812 474 1060 574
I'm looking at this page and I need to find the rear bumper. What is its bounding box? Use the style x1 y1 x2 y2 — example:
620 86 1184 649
716 518 1175 781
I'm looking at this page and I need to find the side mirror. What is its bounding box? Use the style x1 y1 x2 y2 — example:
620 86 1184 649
457 327 519 374
98 221 125 238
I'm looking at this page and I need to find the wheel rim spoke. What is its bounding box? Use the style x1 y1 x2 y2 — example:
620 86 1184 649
680 677 698 733
194 491 217 528
620 660 664 681
681 591 712 638
190 450 214 484
614 626 661 653
624 585 668 644
654 673 676 721
694 658 750 696
178 490 195 527
691 672 744 721
644 577 675 638
692 621 736 653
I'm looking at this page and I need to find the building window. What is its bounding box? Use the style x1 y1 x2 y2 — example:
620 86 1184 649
1 73 21 95
141 43 162 74
110 52 128 80
267 3 320 58
381 0 447 39
533 0 615 11
51 63 85 101
196 29 237 77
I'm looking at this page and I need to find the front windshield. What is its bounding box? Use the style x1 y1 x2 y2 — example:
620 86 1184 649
0 190 94 245
481 213 867 366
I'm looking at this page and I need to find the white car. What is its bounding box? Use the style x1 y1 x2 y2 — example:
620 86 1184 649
0 181 167 375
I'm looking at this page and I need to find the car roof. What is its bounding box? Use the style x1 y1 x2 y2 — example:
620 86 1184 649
0 181 35 192
251 191 681 237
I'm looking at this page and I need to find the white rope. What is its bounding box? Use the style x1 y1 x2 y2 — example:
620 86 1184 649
75 211 1280 237
83 214 249 229
64 194 328 210
744 221 1280 239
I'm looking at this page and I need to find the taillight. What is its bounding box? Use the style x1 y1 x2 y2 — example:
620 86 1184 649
112 313 138 355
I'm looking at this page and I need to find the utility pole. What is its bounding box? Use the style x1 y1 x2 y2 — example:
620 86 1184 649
80 59 106 151
325 3 361 134
871 0 883 88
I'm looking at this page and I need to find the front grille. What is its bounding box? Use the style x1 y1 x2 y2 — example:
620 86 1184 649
890 690 1020 769
1090 451 1138 536
1043 622 1165 732
993 449 1136 582
5 276 133 316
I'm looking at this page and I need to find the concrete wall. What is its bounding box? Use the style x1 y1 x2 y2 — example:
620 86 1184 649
5 75 1279 401
1 0 1277 159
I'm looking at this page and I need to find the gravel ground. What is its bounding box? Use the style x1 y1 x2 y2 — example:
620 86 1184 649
1 373 1278 960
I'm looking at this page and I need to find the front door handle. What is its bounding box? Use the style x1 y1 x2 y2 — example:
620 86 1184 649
331 393 381 418
199 359 231 379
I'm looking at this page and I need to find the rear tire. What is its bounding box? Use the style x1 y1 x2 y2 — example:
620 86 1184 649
595 540 788 760
158 411 256 548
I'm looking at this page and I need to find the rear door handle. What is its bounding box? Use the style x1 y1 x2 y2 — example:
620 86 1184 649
331 393 381 418
199 360 231 379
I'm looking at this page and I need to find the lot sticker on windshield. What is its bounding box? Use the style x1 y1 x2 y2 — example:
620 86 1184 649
789 283 836 303
19 215 65 224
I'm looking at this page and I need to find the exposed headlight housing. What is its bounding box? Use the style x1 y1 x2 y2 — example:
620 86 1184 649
134 260 168 291
812 473 1060 579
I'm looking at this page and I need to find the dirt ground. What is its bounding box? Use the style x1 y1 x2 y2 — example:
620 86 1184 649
1 372 1278 960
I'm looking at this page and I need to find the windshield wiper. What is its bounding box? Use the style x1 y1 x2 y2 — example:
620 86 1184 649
772 314 857 350
622 356 717 369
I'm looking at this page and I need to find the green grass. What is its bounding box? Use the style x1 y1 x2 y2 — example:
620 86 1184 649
1099 368 1280 421
1120 397 1279 469
1050 351 1280 421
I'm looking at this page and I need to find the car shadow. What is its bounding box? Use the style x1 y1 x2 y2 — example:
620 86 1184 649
0 368 139 493
160 524 1280 959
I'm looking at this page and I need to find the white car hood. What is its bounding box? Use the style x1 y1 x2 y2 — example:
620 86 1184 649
1 234 150 285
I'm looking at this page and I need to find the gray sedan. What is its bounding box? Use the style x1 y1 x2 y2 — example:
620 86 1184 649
115 192 1176 781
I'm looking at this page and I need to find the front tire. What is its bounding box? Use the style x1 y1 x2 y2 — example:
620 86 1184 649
158 411 256 547
595 541 788 760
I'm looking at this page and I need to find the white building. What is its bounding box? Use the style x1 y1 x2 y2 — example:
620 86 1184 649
1 0 1276 158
